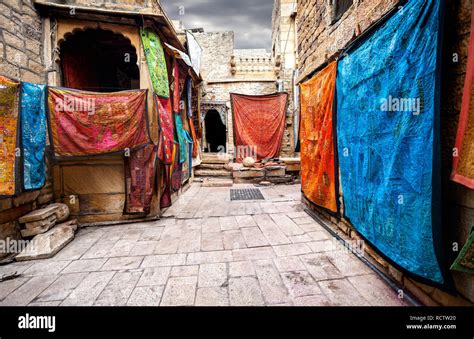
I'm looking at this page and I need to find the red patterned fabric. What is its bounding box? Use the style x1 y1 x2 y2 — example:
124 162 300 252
451 8 474 188
156 95 174 164
47 88 149 157
124 144 157 214
172 58 180 112
231 92 288 162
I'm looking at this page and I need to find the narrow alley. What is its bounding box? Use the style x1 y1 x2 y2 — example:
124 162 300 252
0 184 407 306
0 0 473 322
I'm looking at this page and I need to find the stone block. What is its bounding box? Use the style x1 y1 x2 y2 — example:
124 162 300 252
13 191 40 208
0 198 12 211
232 168 264 178
285 163 301 172
49 203 70 222
19 204 57 224
264 167 286 177
15 222 76 261
24 214 57 230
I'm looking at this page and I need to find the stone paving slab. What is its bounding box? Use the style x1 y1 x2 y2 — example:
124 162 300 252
0 184 409 307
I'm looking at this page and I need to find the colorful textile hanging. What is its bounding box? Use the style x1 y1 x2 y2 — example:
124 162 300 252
336 0 444 284
174 113 187 164
171 58 180 113
140 28 170 98
186 31 202 76
124 144 157 214
188 118 199 158
0 76 20 196
300 62 338 213
182 130 193 182
160 144 177 209
160 164 172 209
21 82 47 191
47 88 149 158
231 92 288 162
451 9 474 188
450 227 474 274
156 95 174 164
171 145 183 192
186 78 193 118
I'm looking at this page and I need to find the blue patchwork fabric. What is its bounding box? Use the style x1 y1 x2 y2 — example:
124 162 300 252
336 0 444 283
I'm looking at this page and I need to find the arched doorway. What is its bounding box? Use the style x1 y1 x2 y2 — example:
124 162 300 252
60 29 139 91
204 109 226 153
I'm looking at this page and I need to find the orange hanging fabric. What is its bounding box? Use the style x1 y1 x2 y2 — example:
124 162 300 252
300 61 338 213
231 92 288 162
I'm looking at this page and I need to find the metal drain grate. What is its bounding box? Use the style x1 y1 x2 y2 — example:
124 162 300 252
230 188 265 201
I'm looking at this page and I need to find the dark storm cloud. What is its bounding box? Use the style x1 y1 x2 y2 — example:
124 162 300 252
161 0 274 50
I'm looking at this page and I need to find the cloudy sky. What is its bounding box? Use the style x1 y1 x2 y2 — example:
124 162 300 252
161 0 274 50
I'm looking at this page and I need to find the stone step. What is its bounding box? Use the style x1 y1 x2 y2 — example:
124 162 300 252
197 163 228 170
195 170 233 178
201 179 234 187
201 153 232 164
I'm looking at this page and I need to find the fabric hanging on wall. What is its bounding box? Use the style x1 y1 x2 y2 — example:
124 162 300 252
171 145 183 193
231 92 288 162
188 118 200 158
336 0 444 284
47 88 149 158
160 164 172 209
156 95 174 165
0 76 20 196
450 227 474 274
186 31 203 76
160 144 177 209
451 9 474 188
124 143 157 214
21 82 47 191
300 61 338 213
174 113 187 164
186 78 193 118
171 58 180 113
140 28 170 99
192 86 202 139
181 130 193 182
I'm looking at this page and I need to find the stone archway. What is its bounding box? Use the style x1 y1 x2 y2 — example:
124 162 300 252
201 101 228 153
58 28 140 91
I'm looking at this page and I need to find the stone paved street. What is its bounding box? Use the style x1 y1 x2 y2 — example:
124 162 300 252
0 184 409 306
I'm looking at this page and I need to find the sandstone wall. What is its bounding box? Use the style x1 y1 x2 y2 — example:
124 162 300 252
296 0 398 82
0 0 53 259
193 31 234 81
441 0 473 303
297 0 474 305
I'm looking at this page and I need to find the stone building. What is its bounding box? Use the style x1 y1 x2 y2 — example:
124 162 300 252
191 30 281 158
271 0 298 153
0 0 200 256
296 0 473 305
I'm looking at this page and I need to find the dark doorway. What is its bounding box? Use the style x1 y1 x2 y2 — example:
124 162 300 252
60 29 140 92
204 109 226 153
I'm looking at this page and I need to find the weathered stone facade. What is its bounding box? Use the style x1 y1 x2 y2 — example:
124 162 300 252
0 0 52 258
271 0 298 157
297 0 474 305
296 0 398 82
441 0 474 304
193 30 294 158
